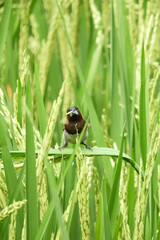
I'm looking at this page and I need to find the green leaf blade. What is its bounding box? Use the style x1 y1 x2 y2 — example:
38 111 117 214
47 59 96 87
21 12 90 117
26 80 39 239
35 60 47 138
0 114 17 198
139 43 149 167
109 127 125 232
0 0 12 66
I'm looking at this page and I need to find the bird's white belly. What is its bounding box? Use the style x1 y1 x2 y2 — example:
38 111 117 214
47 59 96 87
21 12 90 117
63 129 88 144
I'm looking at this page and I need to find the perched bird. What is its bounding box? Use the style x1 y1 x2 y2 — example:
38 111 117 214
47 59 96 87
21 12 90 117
59 106 91 149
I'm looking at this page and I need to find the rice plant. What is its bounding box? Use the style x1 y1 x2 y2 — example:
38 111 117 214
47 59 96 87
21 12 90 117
0 0 160 239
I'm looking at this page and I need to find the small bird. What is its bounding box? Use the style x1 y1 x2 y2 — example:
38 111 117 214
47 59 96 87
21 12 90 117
59 106 91 149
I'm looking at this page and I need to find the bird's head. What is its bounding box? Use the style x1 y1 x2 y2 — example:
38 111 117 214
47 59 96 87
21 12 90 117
66 106 83 123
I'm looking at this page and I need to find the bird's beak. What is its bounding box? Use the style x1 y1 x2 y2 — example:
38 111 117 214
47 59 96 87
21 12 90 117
66 110 79 116
66 110 74 116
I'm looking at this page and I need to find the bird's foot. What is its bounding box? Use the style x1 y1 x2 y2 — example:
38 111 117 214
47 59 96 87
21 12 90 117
58 143 68 149
81 142 92 150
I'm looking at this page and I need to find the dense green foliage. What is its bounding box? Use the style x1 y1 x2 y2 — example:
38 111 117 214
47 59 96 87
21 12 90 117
0 0 160 239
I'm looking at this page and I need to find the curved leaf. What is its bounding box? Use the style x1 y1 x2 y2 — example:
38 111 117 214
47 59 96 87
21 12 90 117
0 147 142 176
